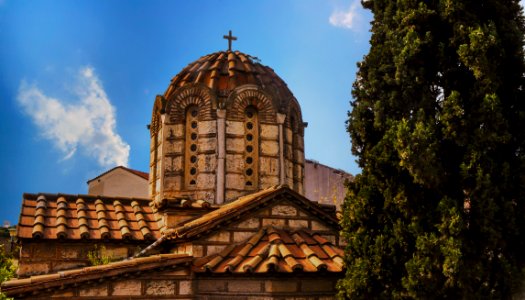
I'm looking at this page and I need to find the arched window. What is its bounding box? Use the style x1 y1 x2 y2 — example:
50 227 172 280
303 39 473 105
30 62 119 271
184 105 199 188
244 106 259 189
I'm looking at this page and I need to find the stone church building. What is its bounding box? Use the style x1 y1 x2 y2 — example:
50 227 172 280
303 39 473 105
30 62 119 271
2 38 347 299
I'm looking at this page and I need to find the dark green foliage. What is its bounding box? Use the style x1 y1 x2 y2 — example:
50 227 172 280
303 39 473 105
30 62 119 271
0 247 15 300
339 0 525 298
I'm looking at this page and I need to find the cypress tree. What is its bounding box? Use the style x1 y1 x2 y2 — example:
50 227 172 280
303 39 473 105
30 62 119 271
339 0 525 298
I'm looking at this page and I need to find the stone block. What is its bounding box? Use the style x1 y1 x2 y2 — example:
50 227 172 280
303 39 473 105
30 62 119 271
145 280 175 295
166 214 193 228
199 137 217 152
226 137 245 153
260 140 279 156
311 220 330 231
265 280 298 292
206 245 227 256
198 279 227 292
262 218 285 227
301 280 334 292
179 280 193 295
161 268 191 276
53 261 86 271
169 124 184 138
225 190 243 202
192 245 204 257
196 173 215 189
271 205 297 217
207 230 231 242
260 175 279 187
226 154 245 173
197 154 217 173
226 121 244 135
199 120 217 135
194 190 215 203
255 209 270 216
284 144 293 159
286 162 294 178
288 219 309 229
79 285 108 297
233 231 255 242
51 290 74 298
260 156 278 176
33 244 56 259
228 280 262 292
165 140 183 154
101 246 128 260
20 246 31 258
112 280 142 296
285 128 293 143
260 124 278 139
18 262 49 276
226 173 245 190
235 218 260 229
57 245 79 259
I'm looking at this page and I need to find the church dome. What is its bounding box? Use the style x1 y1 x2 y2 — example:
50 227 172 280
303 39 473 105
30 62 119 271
150 48 305 207
163 50 294 108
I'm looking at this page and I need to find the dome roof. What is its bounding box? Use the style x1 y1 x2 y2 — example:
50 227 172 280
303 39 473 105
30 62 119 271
164 50 294 103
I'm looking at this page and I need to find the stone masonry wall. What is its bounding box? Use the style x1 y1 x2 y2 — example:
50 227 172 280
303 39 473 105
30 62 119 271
17 268 340 299
171 200 339 258
196 276 340 299
17 266 193 299
17 241 150 277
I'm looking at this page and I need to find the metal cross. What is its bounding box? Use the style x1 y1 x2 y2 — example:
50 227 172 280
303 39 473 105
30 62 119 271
223 30 237 51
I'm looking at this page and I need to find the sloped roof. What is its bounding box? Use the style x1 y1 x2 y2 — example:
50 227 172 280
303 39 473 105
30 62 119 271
1 254 192 297
165 185 340 241
87 166 149 183
194 226 344 273
17 193 161 241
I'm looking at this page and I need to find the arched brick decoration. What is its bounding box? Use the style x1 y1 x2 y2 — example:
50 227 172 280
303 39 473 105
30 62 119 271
150 95 165 137
286 98 304 136
227 89 276 123
166 85 216 124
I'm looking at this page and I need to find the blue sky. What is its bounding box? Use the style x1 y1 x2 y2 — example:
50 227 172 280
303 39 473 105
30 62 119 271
0 0 373 224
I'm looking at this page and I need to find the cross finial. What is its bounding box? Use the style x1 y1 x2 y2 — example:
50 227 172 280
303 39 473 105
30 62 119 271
223 30 237 51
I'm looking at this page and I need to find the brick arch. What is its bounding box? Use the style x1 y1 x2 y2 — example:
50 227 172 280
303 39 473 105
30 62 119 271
150 95 165 137
286 97 304 136
227 88 276 123
165 84 216 124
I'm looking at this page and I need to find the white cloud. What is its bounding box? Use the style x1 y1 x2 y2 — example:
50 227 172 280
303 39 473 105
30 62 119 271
17 66 130 168
329 0 364 31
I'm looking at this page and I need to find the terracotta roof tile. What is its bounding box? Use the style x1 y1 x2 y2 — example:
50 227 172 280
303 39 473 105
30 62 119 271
17 193 161 241
1 254 192 297
164 50 294 103
193 226 344 274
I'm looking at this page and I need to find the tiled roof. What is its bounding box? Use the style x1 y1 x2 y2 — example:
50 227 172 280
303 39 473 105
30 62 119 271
17 193 161 241
194 226 344 273
1 254 192 297
165 185 340 241
87 166 149 183
164 50 294 100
